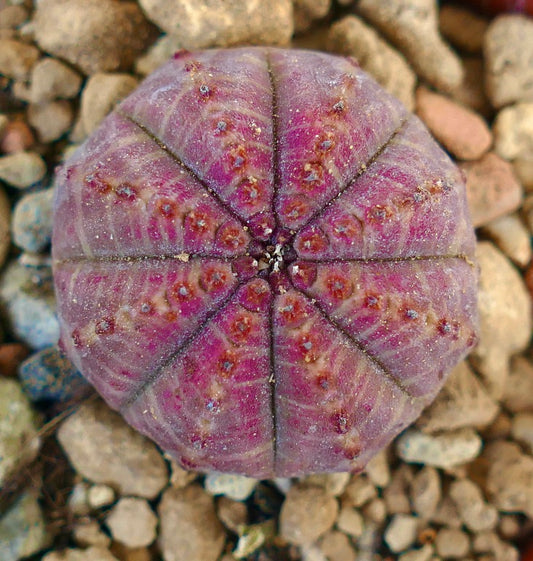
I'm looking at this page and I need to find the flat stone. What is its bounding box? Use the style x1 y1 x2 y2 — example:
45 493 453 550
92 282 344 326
396 427 482 468
416 86 492 161
280 484 338 546
0 377 41 486
384 514 419 553
204 472 258 501
484 14 533 107
0 151 46 189
106 497 158 548
158 484 225 561
57 399 168 499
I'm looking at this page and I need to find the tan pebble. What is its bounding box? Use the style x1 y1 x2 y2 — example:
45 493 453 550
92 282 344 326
410 466 441 520
0 186 10 269
0 5 29 29
318 530 356 561
481 214 531 268
498 514 522 540
435 528 470 558
493 103 533 161
302 472 350 496
462 152 522 227
384 514 419 553
138 0 293 48
293 0 331 33
135 34 183 77
0 151 46 189
73 519 111 548
77 73 138 138
473 531 520 560
362 497 387 524
216 496 247 533
514 157 533 191
326 15 416 110
0 120 35 153
336 506 364 538
0 343 30 377
449 479 498 532
416 86 492 160
503 356 533 413
432 495 461 529
42 547 120 561
511 412 533 454
484 15 533 108
357 0 464 93
30 57 82 103
398 544 434 561
106 497 157 548
0 39 39 80
33 0 156 76
383 464 413 515
470 242 531 399
168 457 198 488
364 449 391 488
87 484 115 509
439 4 488 54
109 543 152 561
280 484 338 546
483 410 512 440
341 474 377 507
158 484 225 561
28 100 73 143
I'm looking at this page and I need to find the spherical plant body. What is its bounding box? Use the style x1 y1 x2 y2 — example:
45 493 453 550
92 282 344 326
52 48 478 478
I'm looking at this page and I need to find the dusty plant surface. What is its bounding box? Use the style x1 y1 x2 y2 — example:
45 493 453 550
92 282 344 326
1 1 533 561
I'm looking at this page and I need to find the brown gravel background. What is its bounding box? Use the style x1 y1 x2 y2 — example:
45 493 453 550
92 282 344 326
1 1 533 560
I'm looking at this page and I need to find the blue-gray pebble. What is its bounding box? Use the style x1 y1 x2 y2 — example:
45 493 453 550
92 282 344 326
12 187 54 253
18 345 89 402
0 258 59 349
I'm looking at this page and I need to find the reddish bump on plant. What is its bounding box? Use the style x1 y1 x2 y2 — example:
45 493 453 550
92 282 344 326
52 48 478 478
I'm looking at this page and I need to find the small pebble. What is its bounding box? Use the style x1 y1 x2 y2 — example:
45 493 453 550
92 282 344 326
327 15 416 110
293 0 331 32
470 242 532 398
336 506 364 538
511 412 533 453
302 473 350 497
0 343 29 377
384 514 419 553
341 474 377 507
280 485 338 546
484 14 533 108
0 151 46 189
78 73 138 137
217 496 248 533
396 427 482 468
362 497 387 524
480 213 531 268
357 0 464 93
473 531 520 560
383 464 413 515
416 361 499 433
434 528 470 558
12 187 55 253
18 345 89 402
0 38 39 80
503 356 533 413
73 520 111 548
364 449 391 488
449 479 498 532
432 496 462 529
0 119 35 153
87 484 115 509
30 57 83 103
416 86 492 161
0 258 59 350
43 547 120 561
33 0 156 75
318 530 356 561
106 497 157 548
204 472 258 501
0 491 51 561
0 377 40 484
439 4 488 54
493 102 533 161
514 156 533 191
410 466 441 520
158 484 225 561
138 0 293 48
57 399 168 499
27 100 73 143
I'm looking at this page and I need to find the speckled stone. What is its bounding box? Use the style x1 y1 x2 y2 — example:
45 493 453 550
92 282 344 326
12 187 55 253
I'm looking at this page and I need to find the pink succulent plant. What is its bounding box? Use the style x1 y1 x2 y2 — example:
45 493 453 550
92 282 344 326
52 48 478 478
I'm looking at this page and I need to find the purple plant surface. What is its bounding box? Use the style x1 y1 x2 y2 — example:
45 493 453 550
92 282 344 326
52 48 478 478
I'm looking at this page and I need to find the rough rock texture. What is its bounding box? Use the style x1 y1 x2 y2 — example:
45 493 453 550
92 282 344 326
52 48 478 478
33 0 157 75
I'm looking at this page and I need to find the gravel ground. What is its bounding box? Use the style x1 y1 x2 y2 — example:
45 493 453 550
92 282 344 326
1 1 533 560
